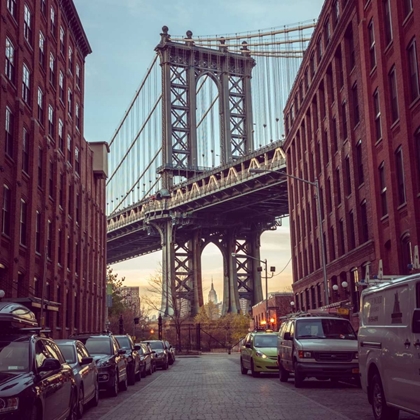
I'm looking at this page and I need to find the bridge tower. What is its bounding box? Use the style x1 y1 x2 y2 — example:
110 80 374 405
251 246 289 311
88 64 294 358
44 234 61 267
153 26 265 318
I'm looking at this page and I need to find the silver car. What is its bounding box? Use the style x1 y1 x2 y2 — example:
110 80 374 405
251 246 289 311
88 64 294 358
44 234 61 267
56 339 99 418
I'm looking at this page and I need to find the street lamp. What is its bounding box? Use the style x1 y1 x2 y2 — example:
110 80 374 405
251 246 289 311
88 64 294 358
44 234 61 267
290 301 295 313
231 252 275 323
249 168 329 306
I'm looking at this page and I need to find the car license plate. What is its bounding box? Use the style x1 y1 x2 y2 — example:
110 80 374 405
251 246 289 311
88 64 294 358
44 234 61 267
352 368 359 374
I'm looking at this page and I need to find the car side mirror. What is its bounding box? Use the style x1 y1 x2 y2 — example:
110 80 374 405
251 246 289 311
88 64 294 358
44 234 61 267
81 356 93 365
134 345 141 351
118 349 126 355
412 309 420 333
39 358 61 372
283 332 292 340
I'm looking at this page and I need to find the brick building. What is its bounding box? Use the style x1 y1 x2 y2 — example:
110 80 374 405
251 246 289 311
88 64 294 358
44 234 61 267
252 292 294 331
0 0 109 337
283 0 420 327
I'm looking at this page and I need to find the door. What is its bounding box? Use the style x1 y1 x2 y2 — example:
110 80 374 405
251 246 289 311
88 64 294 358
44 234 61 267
241 334 252 369
113 337 127 380
77 342 95 402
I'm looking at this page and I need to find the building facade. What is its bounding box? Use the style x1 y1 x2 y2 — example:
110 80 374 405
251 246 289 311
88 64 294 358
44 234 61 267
283 0 420 327
121 286 141 316
252 292 294 330
0 0 109 337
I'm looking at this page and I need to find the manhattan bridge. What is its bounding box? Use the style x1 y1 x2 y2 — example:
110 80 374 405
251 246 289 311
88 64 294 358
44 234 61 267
106 21 317 317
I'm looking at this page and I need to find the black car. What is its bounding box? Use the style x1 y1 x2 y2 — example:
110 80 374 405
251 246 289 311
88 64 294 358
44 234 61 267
114 334 141 385
142 340 169 370
0 302 77 420
137 342 154 376
73 333 128 397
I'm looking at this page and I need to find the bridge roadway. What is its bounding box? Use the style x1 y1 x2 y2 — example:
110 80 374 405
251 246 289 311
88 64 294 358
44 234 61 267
82 353 418 420
107 141 290 265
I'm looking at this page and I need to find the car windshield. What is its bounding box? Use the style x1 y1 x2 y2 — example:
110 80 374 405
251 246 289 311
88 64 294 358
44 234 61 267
57 344 76 363
116 337 130 349
147 341 164 350
85 338 112 355
253 335 277 348
296 319 356 339
0 339 29 372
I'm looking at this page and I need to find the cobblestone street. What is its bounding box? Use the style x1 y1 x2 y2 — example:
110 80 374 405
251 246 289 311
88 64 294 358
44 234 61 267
81 353 419 420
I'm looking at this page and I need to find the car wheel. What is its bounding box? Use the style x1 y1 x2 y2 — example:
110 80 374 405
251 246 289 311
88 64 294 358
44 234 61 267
109 372 119 397
141 365 147 378
279 362 289 383
240 358 247 375
294 365 304 388
371 373 399 420
120 372 128 391
147 364 152 376
135 365 142 381
128 366 136 385
163 360 168 370
91 381 99 407
77 387 84 419
30 404 41 420
251 360 259 377
67 388 78 420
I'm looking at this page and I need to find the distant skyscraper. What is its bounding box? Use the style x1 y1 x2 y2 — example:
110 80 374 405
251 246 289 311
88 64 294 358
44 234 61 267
208 279 218 303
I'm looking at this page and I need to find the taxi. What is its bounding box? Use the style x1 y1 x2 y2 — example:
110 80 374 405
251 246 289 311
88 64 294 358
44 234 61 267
240 329 278 376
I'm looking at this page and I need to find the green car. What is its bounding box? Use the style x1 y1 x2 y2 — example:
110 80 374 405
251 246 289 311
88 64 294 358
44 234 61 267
240 330 279 376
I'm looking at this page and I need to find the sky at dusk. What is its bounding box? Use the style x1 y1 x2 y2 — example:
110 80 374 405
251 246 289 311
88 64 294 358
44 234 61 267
73 0 325 303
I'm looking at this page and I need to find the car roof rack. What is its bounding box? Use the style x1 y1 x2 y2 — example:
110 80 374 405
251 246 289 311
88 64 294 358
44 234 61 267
69 331 112 339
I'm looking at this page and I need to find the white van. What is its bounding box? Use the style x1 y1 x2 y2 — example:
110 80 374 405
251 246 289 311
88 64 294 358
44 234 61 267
358 273 420 420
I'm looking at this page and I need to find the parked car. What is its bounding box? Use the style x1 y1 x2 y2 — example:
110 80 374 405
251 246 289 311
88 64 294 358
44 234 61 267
277 313 359 388
0 302 77 419
114 334 142 384
137 342 154 376
358 274 420 420
164 340 176 365
141 341 156 373
56 339 99 417
142 340 169 370
73 332 128 397
240 330 278 376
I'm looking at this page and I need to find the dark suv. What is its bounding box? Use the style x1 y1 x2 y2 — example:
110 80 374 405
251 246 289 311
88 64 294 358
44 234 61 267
0 302 77 419
114 334 142 385
74 332 128 396
142 340 169 370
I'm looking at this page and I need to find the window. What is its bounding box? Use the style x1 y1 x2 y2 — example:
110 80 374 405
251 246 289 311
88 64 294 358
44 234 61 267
324 18 330 47
75 103 80 130
326 178 332 213
373 89 382 141
368 20 376 70
416 129 420 191
5 38 15 83
38 148 43 188
59 173 64 208
2 185 11 236
59 71 64 102
335 48 344 88
20 199 27 246
76 64 81 88
407 39 419 102
22 128 29 173
58 119 64 151
348 211 355 249
75 148 80 175
50 6 56 37
23 5 32 45
352 83 359 126
356 140 364 185
47 220 52 258
395 146 406 205
383 0 392 45
39 32 45 69
389 66 399 122
335 167 341 205
67 135 72 164
49 160 54 198
345 155 352 195
332 0 339 27
60 27 65 55
7 0 17 19
323 130 329 165
317 36 323 63
360 200 368 243
68 89 73 116
346 25 355 70
5 107 14 158
339 219 345 256
310 53 315 77
404 0 413 18
68 46 73 73
58 229 62 264
22 64 31 104
48 105 54 139
35 211 41 253
341 102 348 140
40 0 46 15
37 87 44 123
379 162 388 217
49 53 55 85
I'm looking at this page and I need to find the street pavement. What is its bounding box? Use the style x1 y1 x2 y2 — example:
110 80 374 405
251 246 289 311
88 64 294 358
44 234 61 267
82 353 419 420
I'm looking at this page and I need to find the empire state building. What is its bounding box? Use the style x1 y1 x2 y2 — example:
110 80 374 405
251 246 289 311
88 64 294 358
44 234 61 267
208 280 218 303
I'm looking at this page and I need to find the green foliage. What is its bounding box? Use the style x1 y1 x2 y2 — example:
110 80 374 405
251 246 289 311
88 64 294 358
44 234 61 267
107 266 126 318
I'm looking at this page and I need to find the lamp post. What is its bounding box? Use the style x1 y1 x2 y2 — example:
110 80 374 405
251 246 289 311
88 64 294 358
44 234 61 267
231 252 275 324
249 168 329 306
